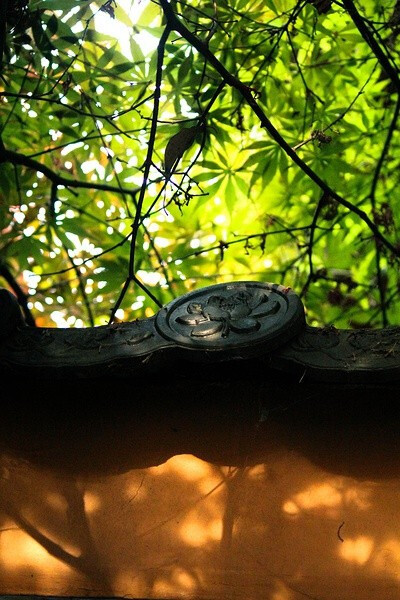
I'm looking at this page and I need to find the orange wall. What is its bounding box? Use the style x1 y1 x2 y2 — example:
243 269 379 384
0 389 399 599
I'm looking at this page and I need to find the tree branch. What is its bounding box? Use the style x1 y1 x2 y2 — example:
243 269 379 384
300 191 328 297
370 95 400 203
368 94 400 326
341 0 400 92
0 147 140 196
109 25 171 322
0 262 36 326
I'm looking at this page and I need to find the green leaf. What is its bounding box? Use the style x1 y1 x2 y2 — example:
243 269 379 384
225 176 236 213
114 4 133 27
3 0 400 328
137 1 161 26
195 172 222 183
164 126 200 176
46 14 58 36
200 161 221 170
31 16 55 58
130 38 144 63
178 55 193 83
54 229 75 251
97 45 118 70
112 62 133 74
8 237 47 264
240 152 266 170
261 154 278 187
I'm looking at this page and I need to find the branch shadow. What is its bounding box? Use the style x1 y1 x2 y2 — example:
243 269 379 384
0 374 400 599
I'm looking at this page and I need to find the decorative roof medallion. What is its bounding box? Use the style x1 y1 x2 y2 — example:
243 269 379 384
155 281 305 356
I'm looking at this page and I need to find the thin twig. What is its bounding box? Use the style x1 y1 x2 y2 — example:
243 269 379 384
301 191 328 297
0 148 141 196
369 95 400 326
162 225 314 266
109 26 171 322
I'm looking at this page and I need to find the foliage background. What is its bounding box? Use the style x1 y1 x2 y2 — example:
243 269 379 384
0 0 399 329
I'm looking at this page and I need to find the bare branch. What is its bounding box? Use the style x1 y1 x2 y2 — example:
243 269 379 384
109 26 171 322
0 262 36 327
0 147 140 196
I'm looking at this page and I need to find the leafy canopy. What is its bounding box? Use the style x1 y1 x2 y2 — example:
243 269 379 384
0 0 399 328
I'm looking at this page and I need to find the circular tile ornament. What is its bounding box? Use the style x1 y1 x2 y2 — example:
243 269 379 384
155 281 305 356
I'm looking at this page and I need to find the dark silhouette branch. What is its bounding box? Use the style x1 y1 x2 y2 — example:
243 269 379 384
0 148 140 196
27 127 141 159
300 191 328 297
341 0 400 93
162 225 315 266
368 95 400 326
109 26 171 322
0 262 36 326
370 95 400 203
82 92 172 303
0 90 153 122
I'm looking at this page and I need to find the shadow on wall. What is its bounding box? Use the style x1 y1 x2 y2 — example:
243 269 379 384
0 376 400 599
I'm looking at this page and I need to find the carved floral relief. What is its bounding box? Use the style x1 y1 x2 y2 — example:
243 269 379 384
175 289 280 338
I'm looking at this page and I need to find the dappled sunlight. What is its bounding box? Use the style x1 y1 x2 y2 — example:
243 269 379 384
138 455 226 548
0 528 72 572
247 464 265 479
154 453 215 481
283 478 373 519
284 480 343 518
282 500 300 517
179 517 222 548
83 491 101 514
271 579 294 600
3 0 400 596
344 486 373 511
2 439 400 599
294 481 342 509
149 453 225 495
112 571 147 598
124 476 148 503
152 567 199 596
339 536 374 565
45 493 68 512
372 539 400 580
